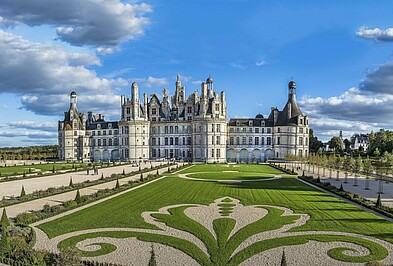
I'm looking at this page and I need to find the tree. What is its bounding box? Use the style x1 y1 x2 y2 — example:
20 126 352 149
376 193 382 208
342 156 353 183
309 128 323 153
0 208 10 228
20 185 26 198
353 155 363 186
329 136 343 153
363 156 373 190
343 138 351 152
74 189 81 204
280 249 287 266
115 178 120 189
0 224 11 256
69 177 74 188
148 244 157 266
334 155 343 181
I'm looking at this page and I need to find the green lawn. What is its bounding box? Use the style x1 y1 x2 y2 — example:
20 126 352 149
37 164 393 265
186 171 278 180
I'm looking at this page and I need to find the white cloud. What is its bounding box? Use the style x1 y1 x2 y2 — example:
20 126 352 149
0 30 128 116
255 60 267 67
8 121 57 132
192 80 203 85
356 26 393 42
230 63 246 69
0 0 152 51
133 76 168 88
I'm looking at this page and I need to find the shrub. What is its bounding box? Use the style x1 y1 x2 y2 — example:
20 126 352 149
339 183 344 192
69 178 74 188
63 200 78 209
115 178 120 190
15 213 38 225
20 185 26 198
140 173 144 182
376 193 382 208
75 190 82 204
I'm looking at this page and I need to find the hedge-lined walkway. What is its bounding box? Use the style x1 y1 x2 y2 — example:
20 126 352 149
1 163 180 218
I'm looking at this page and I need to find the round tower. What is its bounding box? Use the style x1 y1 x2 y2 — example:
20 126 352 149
70 91 77 109
288 80 296 101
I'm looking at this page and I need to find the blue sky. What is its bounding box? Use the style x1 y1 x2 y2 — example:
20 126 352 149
1 0 393 146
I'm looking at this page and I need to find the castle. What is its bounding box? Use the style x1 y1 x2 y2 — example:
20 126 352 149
58 76 309 162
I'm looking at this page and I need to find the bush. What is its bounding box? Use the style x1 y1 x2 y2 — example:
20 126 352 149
15 213 38 225
63 200 78 209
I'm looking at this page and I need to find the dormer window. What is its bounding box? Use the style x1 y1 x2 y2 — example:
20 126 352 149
236 121 240 126
249 121 252 126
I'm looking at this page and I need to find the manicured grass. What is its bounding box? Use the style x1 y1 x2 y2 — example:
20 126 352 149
182 164 284 175
186 171 279 180
38 164 393 264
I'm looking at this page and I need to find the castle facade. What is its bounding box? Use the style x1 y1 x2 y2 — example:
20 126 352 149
58 76 309 162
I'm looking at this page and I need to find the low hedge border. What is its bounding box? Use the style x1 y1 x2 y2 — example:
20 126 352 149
268 163 298 175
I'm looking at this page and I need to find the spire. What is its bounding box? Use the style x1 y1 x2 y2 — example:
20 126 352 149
288 80 296 101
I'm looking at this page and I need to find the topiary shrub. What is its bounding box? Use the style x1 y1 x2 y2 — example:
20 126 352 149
15 212 38 225
339 183 344 192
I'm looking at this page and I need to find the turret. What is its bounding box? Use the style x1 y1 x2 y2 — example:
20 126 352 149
143 93 148 117
288 80 296 102
131 82 140 119
70 91 77 110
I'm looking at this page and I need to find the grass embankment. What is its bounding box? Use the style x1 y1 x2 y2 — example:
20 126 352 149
38 164 393 264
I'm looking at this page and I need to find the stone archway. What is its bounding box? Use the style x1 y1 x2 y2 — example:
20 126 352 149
226 149 237 162
265 149 273 160
94 150 102 162
111 150 120 161
102 150 110 162
239 149 249 163
252 149 261 163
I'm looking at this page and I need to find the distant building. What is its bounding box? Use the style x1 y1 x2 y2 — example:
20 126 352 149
58 76 309 162
350 133 369 151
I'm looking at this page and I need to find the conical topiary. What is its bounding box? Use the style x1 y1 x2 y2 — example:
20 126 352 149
376 193 382 208
115 178 120 189
75 189 81 204
0 208 10 228
316 175 320 183
148 244 157 266
52 165 55 173
339 183 344 192
69 177 74 188
156 169 159 175
122 168 125 175
20 185 26 198
280 249 287 266
140 173 144 182
101 173 104 180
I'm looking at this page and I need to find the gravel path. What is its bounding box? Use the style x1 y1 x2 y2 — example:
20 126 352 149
1 163 181 218
287 163 393 208
32 195 393 265
0 161 164 199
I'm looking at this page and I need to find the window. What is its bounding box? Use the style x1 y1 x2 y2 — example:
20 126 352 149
103 139 107 146
152 108 157 115
215 104 220 112
242 137 246 145
109 130 112 135
182 137 185 145
299 128 304 133
262 128 265 133
242 128 246 133
187 106 192 113
211 149 215 157
92 131 95 136
255 128 259 133
187 116 192 121
236 137 240 145
98 131 101 136
103 130 107 136
277 128 280 133
236 127 240 132
299 137 303 145
267 137 271 145
175 137 179 145
114 138 118 146
165 137 168 145
109 139 112 146
277 137 280 145
255 137 259 145
170 137 174 145
249 137 253 145
114 129 118 135
217 124 221 132
216 149 220 158
230 137 234 145
98 139 101 146
152 149 157 157
261 137 265 145
229 128 234 133
212 124 215 132
175 126 178 134
212 136 214 145
126 107 130 114
152 138 156 145
152 117 156 121
216 136 220 145
249 128 252 133
170 126 173 134
165 126 168 134
267 128 271 134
